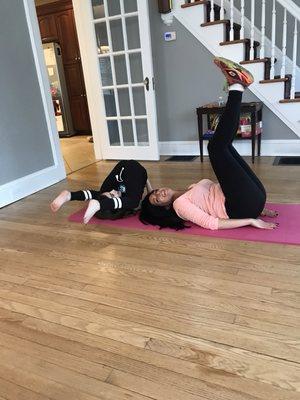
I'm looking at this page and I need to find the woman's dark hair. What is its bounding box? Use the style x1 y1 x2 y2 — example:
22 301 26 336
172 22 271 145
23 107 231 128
139 192 188 230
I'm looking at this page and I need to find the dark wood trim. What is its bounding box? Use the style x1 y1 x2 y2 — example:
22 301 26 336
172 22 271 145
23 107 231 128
260 78 288 84
220 38 248 45
220 38 259 46
36 0 72 16
201 20 241 29
181 1 207 8
279 98 300 103
240 58 269 64
201 19 229 27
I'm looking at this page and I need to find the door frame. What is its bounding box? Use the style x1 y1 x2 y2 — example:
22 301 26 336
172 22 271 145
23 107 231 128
0 0 65 208
72 0 160 160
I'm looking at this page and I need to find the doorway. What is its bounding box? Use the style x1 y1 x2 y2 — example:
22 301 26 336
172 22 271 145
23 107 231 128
35 0 96 173
73 0 160 160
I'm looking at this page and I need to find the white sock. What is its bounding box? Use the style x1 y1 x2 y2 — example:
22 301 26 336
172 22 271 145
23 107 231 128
228 83 244 92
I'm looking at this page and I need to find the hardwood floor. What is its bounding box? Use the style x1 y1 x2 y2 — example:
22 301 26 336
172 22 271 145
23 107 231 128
0 157 299 400
60 136 96 174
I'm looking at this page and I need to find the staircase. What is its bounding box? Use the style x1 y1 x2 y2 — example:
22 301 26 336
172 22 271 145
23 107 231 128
172 0 300 138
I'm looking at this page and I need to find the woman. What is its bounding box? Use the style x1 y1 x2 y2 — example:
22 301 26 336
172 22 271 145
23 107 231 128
140 57 279 231
51 160 150 224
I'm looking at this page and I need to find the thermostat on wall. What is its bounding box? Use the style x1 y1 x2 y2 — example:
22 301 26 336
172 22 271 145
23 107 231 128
164 31 176 41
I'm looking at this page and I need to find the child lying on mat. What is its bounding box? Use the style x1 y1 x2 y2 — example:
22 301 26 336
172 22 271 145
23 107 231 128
139 57 279 231
50 160 152 224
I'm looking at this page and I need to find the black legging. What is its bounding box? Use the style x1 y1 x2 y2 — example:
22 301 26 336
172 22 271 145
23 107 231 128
70 160 147 211
207 91 266 219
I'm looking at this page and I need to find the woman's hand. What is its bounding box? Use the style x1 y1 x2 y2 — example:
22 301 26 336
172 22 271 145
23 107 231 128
250 218 279 229
102 190 121 198
261 208 279 217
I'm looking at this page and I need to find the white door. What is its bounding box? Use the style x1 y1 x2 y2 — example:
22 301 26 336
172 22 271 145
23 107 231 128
73 0 159 160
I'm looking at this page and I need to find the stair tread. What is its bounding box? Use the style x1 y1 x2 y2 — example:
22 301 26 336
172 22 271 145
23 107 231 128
240 58 269 64
279 98 300 103
201 19 241 28
220 38 259 46
260 78 289 83
181 1 207 8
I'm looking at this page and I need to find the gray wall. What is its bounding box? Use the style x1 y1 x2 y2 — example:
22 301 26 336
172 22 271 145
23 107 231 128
0 0 54 186
148 0 298 142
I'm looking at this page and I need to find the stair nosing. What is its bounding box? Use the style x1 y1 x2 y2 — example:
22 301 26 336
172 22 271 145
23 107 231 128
279 98 300 103
240 58 269 64
220 39 259 46
260 78 289 83
201 19 229 27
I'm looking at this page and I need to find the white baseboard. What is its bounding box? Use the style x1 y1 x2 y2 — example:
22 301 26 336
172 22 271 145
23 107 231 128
159 140 300 157
0 165 66 208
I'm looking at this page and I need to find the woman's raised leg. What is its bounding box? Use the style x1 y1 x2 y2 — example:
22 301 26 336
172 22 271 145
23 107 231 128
208 58 266 218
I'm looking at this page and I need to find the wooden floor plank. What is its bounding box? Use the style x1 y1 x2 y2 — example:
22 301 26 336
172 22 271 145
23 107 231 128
0 376 51 400
0 284 299 363
1 317 298 400
0 345 151 400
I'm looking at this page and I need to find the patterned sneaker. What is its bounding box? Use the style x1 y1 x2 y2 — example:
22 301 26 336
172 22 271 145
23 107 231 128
214 57 254 88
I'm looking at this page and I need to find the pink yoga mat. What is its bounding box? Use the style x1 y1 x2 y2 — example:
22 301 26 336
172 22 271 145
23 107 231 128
69 203 300 245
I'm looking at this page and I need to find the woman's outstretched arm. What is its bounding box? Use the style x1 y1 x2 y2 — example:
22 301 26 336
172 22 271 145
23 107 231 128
218 218 278 230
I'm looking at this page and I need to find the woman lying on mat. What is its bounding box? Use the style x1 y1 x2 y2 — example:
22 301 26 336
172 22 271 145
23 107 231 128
51 160 151 224
139 58 279 231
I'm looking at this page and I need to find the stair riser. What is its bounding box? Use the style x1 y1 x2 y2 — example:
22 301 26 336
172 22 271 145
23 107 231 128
241 63 265 82
219 43 244 63
201 24 226 43
259 82 287 103
179 3 206 25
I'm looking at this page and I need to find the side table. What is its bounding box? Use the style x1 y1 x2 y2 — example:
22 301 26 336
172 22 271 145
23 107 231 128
196 102 263 163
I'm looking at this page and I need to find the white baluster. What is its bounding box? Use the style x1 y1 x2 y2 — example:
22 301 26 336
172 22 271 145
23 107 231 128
220 0 225 20
210 0 215 22
291 18 298 99
280 8 287 79
230 0 234 41
249 0 255 60
240 0 245 40
260 0 266 59
270 0 276 80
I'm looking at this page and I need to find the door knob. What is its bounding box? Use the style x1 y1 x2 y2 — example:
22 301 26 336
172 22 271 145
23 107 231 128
143 77 149 91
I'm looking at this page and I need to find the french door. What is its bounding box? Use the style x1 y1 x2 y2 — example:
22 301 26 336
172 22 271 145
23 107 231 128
74 0 159 160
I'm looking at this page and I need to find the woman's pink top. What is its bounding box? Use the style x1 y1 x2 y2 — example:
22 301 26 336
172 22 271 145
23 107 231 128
173 179 229 230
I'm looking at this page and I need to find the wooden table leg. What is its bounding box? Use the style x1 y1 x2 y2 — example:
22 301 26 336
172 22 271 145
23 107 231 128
197 112 204 162
251 111 256 163
257 110 262 156
258 133 262 156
